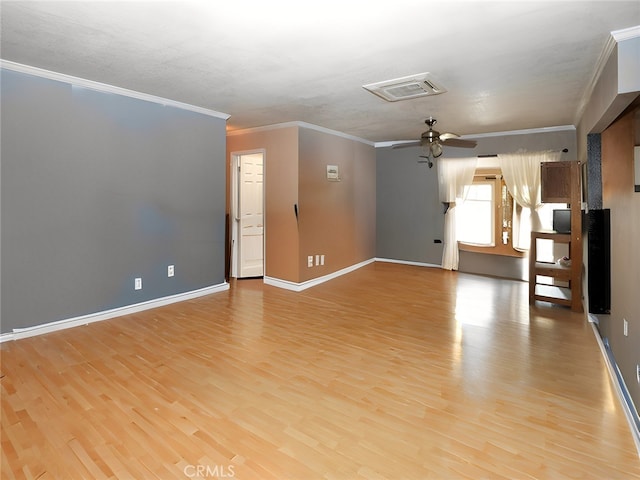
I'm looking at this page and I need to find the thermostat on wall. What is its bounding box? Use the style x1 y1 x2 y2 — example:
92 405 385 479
327 164 340 181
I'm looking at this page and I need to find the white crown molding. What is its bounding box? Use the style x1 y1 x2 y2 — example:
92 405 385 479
464 125 576 139
226 122 297 136
0 283 229 342
574 30 622 126
228 121 375 146
375 140 417 148
377 125 576 147
612 25 640 42
0 60 231 121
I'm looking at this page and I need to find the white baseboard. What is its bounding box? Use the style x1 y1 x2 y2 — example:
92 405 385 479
0 283 229 343
375 257 442 269
589 315 640 458
264 258 375 292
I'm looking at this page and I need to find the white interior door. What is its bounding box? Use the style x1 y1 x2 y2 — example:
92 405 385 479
237 152 264 278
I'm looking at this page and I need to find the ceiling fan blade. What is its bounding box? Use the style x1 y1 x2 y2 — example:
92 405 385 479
391 141 421 149
439 132 460 141
441 138 477 148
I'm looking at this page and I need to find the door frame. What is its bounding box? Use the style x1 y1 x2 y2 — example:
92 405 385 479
229 149 266 279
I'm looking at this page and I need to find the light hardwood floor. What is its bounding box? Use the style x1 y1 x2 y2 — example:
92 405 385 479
2 262 639 479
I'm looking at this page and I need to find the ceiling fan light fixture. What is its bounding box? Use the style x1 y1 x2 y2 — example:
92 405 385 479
430 142 443 158
362 73 447 102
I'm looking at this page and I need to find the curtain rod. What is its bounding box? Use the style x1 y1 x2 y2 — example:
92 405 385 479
478 148 568 158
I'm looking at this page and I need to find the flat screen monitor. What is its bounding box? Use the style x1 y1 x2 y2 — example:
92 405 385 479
553 209 571 233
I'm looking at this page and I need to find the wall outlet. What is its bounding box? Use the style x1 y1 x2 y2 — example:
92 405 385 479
315 255 320 266
320 254 325 266
637 364 640 384
168 265 175 277
623 318 628 337
134 277 142 290
308 256 313 268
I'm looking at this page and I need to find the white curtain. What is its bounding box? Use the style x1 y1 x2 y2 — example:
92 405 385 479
499 149 561 250
437 157 477 270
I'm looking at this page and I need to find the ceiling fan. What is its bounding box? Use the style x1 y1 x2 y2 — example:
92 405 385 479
393 117 477 168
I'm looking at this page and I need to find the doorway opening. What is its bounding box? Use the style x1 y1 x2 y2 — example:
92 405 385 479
230 151 265 279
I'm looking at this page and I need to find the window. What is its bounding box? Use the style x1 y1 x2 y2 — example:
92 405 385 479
457 181 494 246
456 169 521 257
456 167 568 258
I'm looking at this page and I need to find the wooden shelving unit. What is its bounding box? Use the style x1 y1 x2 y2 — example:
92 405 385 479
529 161 583 312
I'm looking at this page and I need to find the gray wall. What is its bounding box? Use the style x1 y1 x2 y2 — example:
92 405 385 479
376 146 444 265
376 129 577 277
1 69 227 333
458 251 528 282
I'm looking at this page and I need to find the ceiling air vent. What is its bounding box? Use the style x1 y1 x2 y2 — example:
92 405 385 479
362 73 447 102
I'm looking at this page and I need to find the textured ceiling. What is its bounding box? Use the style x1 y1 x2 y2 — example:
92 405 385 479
1 1 639 143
